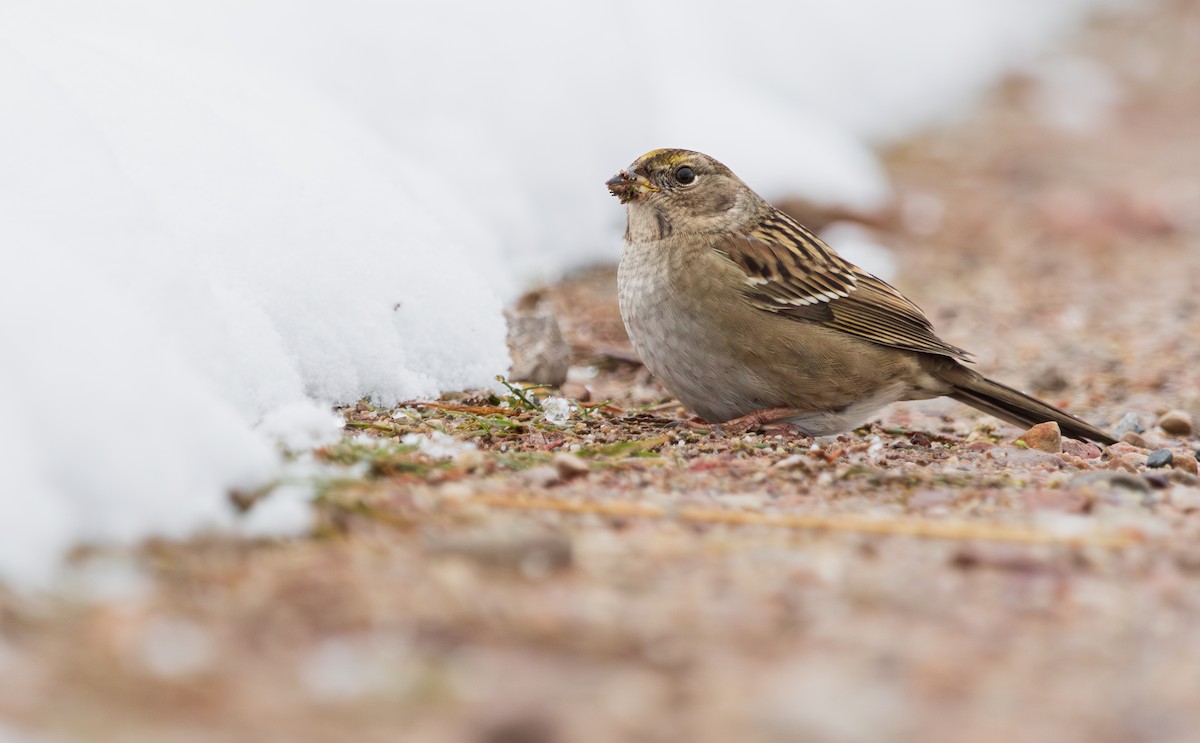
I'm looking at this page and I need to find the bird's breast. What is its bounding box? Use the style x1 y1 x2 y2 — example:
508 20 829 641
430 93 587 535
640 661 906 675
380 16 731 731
617 236 770 421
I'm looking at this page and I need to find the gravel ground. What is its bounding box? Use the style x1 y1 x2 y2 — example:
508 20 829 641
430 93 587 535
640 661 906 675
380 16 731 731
3 3 1200 742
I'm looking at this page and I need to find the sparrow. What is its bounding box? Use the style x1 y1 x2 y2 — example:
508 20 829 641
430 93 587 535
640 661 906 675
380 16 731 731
606 148 1115 444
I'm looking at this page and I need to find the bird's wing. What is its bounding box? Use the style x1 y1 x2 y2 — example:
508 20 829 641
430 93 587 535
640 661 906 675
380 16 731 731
712 212 971 361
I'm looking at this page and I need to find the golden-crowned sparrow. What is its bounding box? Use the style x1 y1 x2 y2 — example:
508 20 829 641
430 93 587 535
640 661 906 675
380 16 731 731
606 148 1115 444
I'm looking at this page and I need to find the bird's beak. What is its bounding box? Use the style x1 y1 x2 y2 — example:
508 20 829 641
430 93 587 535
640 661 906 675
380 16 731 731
606 169 658 204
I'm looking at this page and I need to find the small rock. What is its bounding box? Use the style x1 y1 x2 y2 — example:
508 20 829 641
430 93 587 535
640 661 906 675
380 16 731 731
552 452 589 480
1146 449 1174 469
1158 409 1194 436
1018 421 1061 453
1062 439 1102 459
1104 441 1149 472
505 303 570 386
1106 441 1138 454
961 440 996 453
1174 453 1199 475
774 454 812 471
986 446 1067 469
1104 456 1141 474
1112 412 1145 438
1121 431 1150 449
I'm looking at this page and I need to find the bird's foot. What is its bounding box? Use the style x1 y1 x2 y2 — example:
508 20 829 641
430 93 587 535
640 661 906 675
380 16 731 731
756 422 804 437
716 407 808 436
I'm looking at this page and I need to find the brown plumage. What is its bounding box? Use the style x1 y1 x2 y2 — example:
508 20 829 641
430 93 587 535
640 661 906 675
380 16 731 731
606 148 1115 444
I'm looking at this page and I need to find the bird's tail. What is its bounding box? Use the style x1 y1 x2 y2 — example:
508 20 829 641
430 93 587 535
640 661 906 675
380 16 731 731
937 364 1116 445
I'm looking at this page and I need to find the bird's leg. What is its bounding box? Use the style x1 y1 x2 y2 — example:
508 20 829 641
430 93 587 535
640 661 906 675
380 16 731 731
714 407 808 436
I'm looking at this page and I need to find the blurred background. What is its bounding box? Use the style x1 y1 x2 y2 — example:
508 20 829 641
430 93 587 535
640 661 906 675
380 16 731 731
3 0 1200 741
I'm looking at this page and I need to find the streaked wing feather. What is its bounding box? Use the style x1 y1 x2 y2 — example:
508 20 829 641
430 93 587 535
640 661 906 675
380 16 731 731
714 214 970 361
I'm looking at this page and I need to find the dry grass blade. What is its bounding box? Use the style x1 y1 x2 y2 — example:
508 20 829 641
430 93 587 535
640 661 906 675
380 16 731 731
415 402 517 415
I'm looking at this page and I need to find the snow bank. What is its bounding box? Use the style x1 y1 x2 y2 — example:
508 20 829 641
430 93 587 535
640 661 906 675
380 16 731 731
0 0 1103 584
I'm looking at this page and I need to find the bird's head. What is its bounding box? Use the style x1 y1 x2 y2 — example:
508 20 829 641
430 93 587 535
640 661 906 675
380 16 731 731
606 149 760 239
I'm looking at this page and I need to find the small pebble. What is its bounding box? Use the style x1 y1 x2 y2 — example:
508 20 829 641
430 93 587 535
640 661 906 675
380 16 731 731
1175 453 1199 475
1112 412 1145 438
552 452 590 480
1146 449 1174 469
773 454 811 471
1121 432 1151 449
505 304 570 386
1018 421 1061 453
1107 441 1148 457
1062 439 1102 459
1158 409 1194 436
986 446 1067 469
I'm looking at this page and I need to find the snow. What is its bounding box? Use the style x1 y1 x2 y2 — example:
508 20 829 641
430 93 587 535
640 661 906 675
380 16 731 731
257 401 346 455
401 432 479 461
541 397 575 427
0 0 1107 585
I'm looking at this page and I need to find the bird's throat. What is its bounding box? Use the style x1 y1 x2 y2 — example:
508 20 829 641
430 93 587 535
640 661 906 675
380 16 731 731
625 204 673 242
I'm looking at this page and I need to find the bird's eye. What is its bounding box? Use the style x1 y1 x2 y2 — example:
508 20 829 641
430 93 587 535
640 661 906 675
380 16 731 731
674 166 696 185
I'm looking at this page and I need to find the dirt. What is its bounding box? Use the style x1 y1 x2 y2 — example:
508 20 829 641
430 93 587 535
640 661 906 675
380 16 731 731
3 3 1200 742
